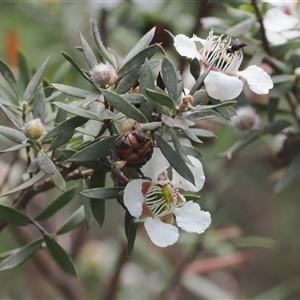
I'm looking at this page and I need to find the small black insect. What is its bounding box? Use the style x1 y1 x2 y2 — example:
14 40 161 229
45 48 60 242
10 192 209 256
227 41 247 54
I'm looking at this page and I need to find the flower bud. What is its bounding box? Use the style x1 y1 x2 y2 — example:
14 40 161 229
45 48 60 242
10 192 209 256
23 118 44 140
89 63 117 88
230 106 260 134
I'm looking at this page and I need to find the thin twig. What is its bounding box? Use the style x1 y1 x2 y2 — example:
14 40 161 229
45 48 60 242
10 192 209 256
28 215 53 239
285 92 300 127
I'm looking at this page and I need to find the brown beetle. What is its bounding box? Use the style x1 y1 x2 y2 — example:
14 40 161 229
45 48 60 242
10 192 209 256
115 129 153 168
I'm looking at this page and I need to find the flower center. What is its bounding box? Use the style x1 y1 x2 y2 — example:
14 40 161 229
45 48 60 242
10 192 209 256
144 182 177 217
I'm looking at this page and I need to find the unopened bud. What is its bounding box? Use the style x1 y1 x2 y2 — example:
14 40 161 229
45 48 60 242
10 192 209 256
90 63 117 88
231 106 260 134
23 118 44 140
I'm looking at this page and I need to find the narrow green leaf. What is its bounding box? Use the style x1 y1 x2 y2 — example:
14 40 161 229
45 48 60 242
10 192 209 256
0 126 26 143
0 205 31 226
121 93 148 104
170 128 192 165
44 116 88 139
122 27 156 66
0 238 43 271
125 210 138 255
37 150 56 175
275 149 300 194
0 103 23 129
211 98 231 120
33 84 46 124
24 57 50 102
161 57 178 101
174 117 189 130
18 51 30 88
263 119 291 135
49 130 75 151
161 115 174 127
82 181 93 229
192 89 207 106
3 171 46 196
0 143 30 154
115 67 141 94
268 98 279 122
189 128 216 138
190 57 200 81
0 59 18 98
145 88 175 109
52 102 102 121
118 44 161 78
51 84 90 99
154 133 195 185
45 238 78 277
89 170 106 227
79 32 98 68
56 206 85 235
35 185 78 221
81 92 101 109
51 169 66 191
69 135 118 162
101 90 148 123
182 128 203 144
80 187 124 199
28 158 39 173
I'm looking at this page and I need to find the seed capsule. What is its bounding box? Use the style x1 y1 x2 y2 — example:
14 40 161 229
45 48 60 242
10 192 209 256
115 130 153 168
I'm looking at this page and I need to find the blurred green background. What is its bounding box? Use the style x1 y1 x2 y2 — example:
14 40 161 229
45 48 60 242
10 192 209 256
0 1 300 299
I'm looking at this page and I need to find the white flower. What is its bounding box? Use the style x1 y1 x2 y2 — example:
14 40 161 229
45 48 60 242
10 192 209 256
230 106 261 134
263 7 300 45
123 148 211 247
174 30 273 101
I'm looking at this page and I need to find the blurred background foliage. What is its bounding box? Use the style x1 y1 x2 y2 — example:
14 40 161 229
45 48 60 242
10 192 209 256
0 0 300 299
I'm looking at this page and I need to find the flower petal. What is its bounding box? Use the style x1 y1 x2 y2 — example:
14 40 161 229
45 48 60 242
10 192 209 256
144 217 179 247
237 65 273 95
124 179 146 217
174 34 201 60
174 201 211 234
141 148 169 181
204 70 243 101
172 156 205 192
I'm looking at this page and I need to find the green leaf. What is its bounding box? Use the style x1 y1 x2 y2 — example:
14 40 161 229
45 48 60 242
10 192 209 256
154 133 195 185
192 89 207 106
170 128 192 165
51 84 90 99
18 51 30 88
51 169 66 191
80 187 124 199
0 238 43 271
118 44 161 79
275 149 300 194
161 57 178 101
44 116 88 139
91 18 116 69
33 84 46 124
121 93 148 104
82 183 93 230
56 206 85 235
182 128 203 144
35 185 78 221
24 57 50 102
101 90 148 123
190 57 200 81
122 27 156 66
145 88 175 109
263 119 291 135
0 205 31 226
0 143 30 154
173 117 189 130
81 92 101 109
27 158 39 173
268 98 279 122
69 135 118 162
0 103 23 129
210 98 231 120
0 59 18 98
3 171 46 196
79 32 98 68
189 128 216 138
0 126 26 143
49 130 75 151
125 210 138 255
52 102 102 121
89 170 107 227
115 67 141 94
45 238 78 277
37 150 56 175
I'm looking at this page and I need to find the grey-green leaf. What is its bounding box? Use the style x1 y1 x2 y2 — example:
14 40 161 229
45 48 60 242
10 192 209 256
80 187 124 199
145 88 175 109
0 238 43 271
161 57 178 101
33 84 46 124
0 143 30 154
51 169 66 191
51 84 90 99
0 59 18 98
57 206 86 235
0 126 26 143
79 32 98 68
0 205 31 226
0 103 23 129
154 133 195 185
37 150 56 175
263 120 291 135
101 90 148 123
125 210 138 255
45 238 78 277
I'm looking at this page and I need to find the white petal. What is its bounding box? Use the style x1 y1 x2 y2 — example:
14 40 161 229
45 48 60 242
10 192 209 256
237 65 273 95
141 148 169 181
263 8 298 33
204 71 243 101
281 30 300 41
172 156 205 192
265 30 288 45
123 179 146 217
144 217 179 247
174 201 211 234
174 34 201 60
